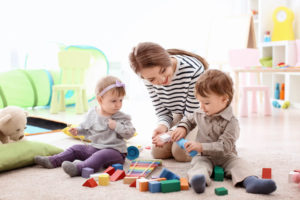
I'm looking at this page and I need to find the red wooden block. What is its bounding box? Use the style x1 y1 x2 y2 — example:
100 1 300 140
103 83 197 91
104 166 115 176
83 178 98 188
110 169 126 181
129 180 136 187
262 168 272 179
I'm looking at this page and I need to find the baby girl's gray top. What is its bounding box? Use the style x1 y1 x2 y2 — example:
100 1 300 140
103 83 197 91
77 106 136 153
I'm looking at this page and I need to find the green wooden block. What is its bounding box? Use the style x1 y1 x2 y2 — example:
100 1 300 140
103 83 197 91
161 179 180 193
214 166 224 181
215 187 228 196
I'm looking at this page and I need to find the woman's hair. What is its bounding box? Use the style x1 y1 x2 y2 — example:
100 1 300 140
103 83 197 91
129 42 209 74
95 75 126 97
195 69 233 105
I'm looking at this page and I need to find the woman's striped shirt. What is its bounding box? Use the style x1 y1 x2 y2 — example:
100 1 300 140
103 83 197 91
144 55 205 129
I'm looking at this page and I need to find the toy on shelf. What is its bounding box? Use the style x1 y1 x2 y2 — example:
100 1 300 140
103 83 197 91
280 83 285 100
282 101 290 109
272 100 281 108
274 83 280 99
264 31 271 42
272 6 295 41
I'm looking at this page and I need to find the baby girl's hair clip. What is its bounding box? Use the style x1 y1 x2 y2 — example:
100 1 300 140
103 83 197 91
99 80 125 96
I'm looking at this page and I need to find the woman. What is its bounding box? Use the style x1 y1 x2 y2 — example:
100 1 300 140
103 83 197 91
129 42 208 162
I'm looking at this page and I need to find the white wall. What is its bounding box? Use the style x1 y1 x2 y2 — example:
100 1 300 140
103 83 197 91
0 0 245 71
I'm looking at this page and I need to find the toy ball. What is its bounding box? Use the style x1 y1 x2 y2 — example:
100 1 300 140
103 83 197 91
127 146 139 160
282 101 290 109
272 100 281 108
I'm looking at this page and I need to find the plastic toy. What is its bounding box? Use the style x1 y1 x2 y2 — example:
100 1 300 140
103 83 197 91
280 83 285 100
274 83 280 99
282 101 290 109
272 6 295 41
126 146 140 160
176 138 197 157
272 100 281 108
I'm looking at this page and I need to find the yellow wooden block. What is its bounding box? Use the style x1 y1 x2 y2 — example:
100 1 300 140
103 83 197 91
99 173 110 186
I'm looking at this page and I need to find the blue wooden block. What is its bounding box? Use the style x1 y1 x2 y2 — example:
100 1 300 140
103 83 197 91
159 168 180 180
82 167 94 178
112 163 123 170
149 181 161 193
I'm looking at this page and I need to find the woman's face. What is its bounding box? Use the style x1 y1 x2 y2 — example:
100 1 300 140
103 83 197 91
139 58 176 85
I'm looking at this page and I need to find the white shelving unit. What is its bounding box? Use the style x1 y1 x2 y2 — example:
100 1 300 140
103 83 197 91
247 0 300 108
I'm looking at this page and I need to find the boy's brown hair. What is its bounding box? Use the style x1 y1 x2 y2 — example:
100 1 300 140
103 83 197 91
129 42 209 74
95 76 126 97
195 69 233 105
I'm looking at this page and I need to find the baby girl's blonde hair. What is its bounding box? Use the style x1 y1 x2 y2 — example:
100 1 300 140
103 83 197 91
95 76 126 97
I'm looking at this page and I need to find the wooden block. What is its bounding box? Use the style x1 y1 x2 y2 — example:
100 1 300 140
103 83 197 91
104 166 115 176
136 178 147 190
161 179 180 193
129 180 136 187
159 168 180 180
82 178 98 188
149 181 161 193
139 180 149 192
123 176 137 184
262 168 272 179
215 187 228 196
110 169 125 181
99 173 110 186
82 167 94 178
112 163 123 170
214 166 224 181
289 171 299 183
180 177 189 190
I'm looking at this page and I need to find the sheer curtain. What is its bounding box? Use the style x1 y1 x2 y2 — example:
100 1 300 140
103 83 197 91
0 0 248 72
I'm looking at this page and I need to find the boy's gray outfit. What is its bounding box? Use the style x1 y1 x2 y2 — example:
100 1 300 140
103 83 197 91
49 106 135 172
178 106 255 186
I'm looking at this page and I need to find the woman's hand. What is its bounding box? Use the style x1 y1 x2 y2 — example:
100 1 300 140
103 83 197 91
152 124 168 139
171 127 187 142
152 125 168 147
69 128 78 136
184 141 203 153
108 119 117 130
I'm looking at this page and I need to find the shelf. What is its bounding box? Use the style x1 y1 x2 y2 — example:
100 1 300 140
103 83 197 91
260 40 295 47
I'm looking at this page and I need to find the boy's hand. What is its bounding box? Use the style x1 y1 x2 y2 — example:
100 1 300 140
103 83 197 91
152 124 168 139
184 141 203 153
171 127 187 142
69 127 78 136
108 119 117 130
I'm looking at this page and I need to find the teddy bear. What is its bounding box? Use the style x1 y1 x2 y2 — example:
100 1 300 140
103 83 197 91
0 106 28 144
